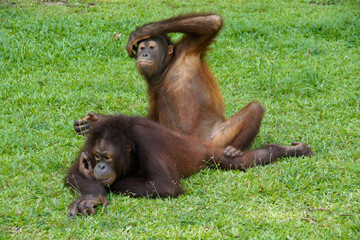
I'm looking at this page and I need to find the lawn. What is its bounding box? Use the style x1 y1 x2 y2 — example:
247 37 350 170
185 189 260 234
0 0 359 239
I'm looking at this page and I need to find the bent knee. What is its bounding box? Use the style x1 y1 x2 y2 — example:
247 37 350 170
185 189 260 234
247 102 265 116
209 15 223 30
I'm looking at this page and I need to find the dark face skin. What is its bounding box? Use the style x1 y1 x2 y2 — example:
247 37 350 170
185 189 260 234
136 37 173 83
93 139 117 187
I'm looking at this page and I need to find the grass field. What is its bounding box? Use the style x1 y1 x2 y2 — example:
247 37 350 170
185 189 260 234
1 0 359 239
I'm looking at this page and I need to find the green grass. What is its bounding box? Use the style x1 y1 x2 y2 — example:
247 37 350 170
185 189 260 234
1 0 359 238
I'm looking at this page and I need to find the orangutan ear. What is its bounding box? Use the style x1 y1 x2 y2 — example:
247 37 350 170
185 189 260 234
126 144 132 153
168 45 174 55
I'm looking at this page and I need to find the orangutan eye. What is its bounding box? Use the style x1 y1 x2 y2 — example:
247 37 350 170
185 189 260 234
104 155 113 162
95 154 101 161
150 45 155 49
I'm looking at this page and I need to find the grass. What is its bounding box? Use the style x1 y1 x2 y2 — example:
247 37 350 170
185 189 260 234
0 0 359 238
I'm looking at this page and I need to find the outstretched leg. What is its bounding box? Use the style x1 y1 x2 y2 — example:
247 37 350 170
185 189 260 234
207 102 264 150
210 142 313 171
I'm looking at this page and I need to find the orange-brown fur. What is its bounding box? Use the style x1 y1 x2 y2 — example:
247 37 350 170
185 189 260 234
127 14 263 149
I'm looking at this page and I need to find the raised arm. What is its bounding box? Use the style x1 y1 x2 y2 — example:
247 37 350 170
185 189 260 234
126 13 223 57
